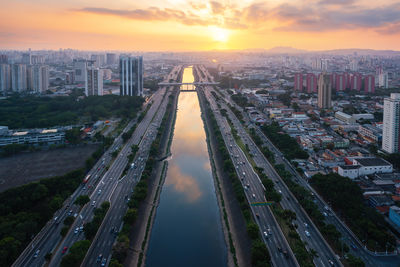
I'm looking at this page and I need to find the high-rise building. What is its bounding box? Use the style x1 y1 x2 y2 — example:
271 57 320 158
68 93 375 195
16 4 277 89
31 55 45 65
91 54 106 68
382 93 400 153
0 55 8 64
33 65 49 93
74 59 88 83
318 73 331 109
350 73 362 91
306 73 317 93
364 75 375 94
349 59 358 71
378 73 389 89
0 64 11 93
120 56 143 96
336 74 346 91
26 65 34 90
66 71 75 84
22 52 31 65
106 53 117 65
294 73 303 91
11 64 27 92
85 67 103 96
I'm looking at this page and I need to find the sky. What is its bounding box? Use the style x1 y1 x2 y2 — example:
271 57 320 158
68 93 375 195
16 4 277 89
1 0 400 51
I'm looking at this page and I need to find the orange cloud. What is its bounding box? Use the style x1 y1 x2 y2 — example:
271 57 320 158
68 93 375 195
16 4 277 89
166 164 202 203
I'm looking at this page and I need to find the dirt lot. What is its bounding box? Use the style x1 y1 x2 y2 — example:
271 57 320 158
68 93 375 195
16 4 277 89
0 145 98 192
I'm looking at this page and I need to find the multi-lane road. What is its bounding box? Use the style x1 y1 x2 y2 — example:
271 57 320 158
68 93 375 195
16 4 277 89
197 64 342 267
13 65 182 267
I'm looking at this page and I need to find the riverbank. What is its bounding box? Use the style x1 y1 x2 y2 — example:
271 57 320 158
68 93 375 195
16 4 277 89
197 88 252 267
125 87 179 267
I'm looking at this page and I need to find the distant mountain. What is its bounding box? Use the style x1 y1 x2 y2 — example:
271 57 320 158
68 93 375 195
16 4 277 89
316 48 400 56
265 46 308 54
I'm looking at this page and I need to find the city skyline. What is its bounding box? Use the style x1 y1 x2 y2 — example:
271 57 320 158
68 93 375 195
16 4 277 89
1 0 400 51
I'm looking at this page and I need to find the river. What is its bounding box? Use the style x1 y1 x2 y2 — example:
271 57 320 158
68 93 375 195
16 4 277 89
145 66 227 267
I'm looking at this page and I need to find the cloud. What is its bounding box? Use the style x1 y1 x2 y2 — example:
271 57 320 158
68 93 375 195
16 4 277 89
76 1 400 35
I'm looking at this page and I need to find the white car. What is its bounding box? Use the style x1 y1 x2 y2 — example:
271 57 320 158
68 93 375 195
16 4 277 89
74 227 79 234
305 230 310 237
263 231 268 238
252 193 256 198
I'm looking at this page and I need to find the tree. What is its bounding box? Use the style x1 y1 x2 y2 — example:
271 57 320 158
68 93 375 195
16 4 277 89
60 240 90 267
251 239 270 266
74 195 90 206
247 222 260 240
64 216 75 226
123 209 138 224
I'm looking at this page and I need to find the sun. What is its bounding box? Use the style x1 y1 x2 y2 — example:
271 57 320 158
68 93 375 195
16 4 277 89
209 26 230 43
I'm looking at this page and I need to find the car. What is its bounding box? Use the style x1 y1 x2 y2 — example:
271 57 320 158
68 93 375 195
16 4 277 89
62 246 68 254
242 172 246 176
283 250 289 258
97 254 103 262
101 258 107 266
278 190 282 194
67 210 72 216
323 212 328 217
263 231 268 238
74 227 79 234
98 189 102 195
79 226 84 232
350 243 357 250
33 249 40 258
277 246 282 252
305 230 310 237
92 201 96 206
328 259 334 266
304 223 308 228
252 194 256 198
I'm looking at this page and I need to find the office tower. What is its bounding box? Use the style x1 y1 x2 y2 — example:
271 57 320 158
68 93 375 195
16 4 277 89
306 73 317 93
378 73 389 89
33 65 49 93
321 59 328 71
294 73 303 91
376 66 383 76
382 93 400 153
331 73 337 90
336 74 346 91
0 64 11 93
106 53 117 65
11 64 27 92
22 52 31 65
364 75 375 94
0 55 8 64
350 73 362 91
74 59 88 83
85 67 103 96
120 56 143 96
318 73 331 109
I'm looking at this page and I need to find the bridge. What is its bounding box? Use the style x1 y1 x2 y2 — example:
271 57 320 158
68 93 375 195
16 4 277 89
158 82 219 91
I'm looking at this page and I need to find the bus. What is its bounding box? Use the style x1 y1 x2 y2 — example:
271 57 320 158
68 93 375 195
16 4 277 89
83 174 91 184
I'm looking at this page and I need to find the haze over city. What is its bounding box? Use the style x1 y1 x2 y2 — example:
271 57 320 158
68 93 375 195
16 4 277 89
1 1 400 267
2 0 400 51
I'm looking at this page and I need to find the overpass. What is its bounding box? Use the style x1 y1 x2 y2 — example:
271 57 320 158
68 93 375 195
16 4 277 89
158 82 219 91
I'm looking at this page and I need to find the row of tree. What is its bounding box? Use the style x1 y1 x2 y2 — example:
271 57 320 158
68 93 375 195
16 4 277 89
203 93 271 267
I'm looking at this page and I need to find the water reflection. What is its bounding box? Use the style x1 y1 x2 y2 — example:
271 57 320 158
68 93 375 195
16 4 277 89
145 67 227 267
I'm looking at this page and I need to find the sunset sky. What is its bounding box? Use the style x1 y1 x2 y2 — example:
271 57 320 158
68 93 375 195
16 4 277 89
1 0 400 51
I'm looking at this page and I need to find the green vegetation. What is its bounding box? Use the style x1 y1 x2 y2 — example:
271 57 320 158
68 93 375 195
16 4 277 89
310 173 395 251
60 239 90 267
74 195 90 206
0 169 85 266
382 153 400 169
261 122 308 160
203 93 271 266
0 95 144 129
249 128 275 164
277 92 292 107
84 201 110 240
111 89 178 266
231 93 253 108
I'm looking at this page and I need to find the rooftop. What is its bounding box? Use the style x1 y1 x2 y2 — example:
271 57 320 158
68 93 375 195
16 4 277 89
355 157 392 167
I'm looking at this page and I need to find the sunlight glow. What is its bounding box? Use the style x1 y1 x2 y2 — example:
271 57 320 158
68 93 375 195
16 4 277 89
209 26 230 43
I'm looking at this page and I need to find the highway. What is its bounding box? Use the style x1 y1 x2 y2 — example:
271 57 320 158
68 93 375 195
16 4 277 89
197 65 341 267
213 74 400 267
83 86 174 266
198 70 299 267
14 65 182 267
